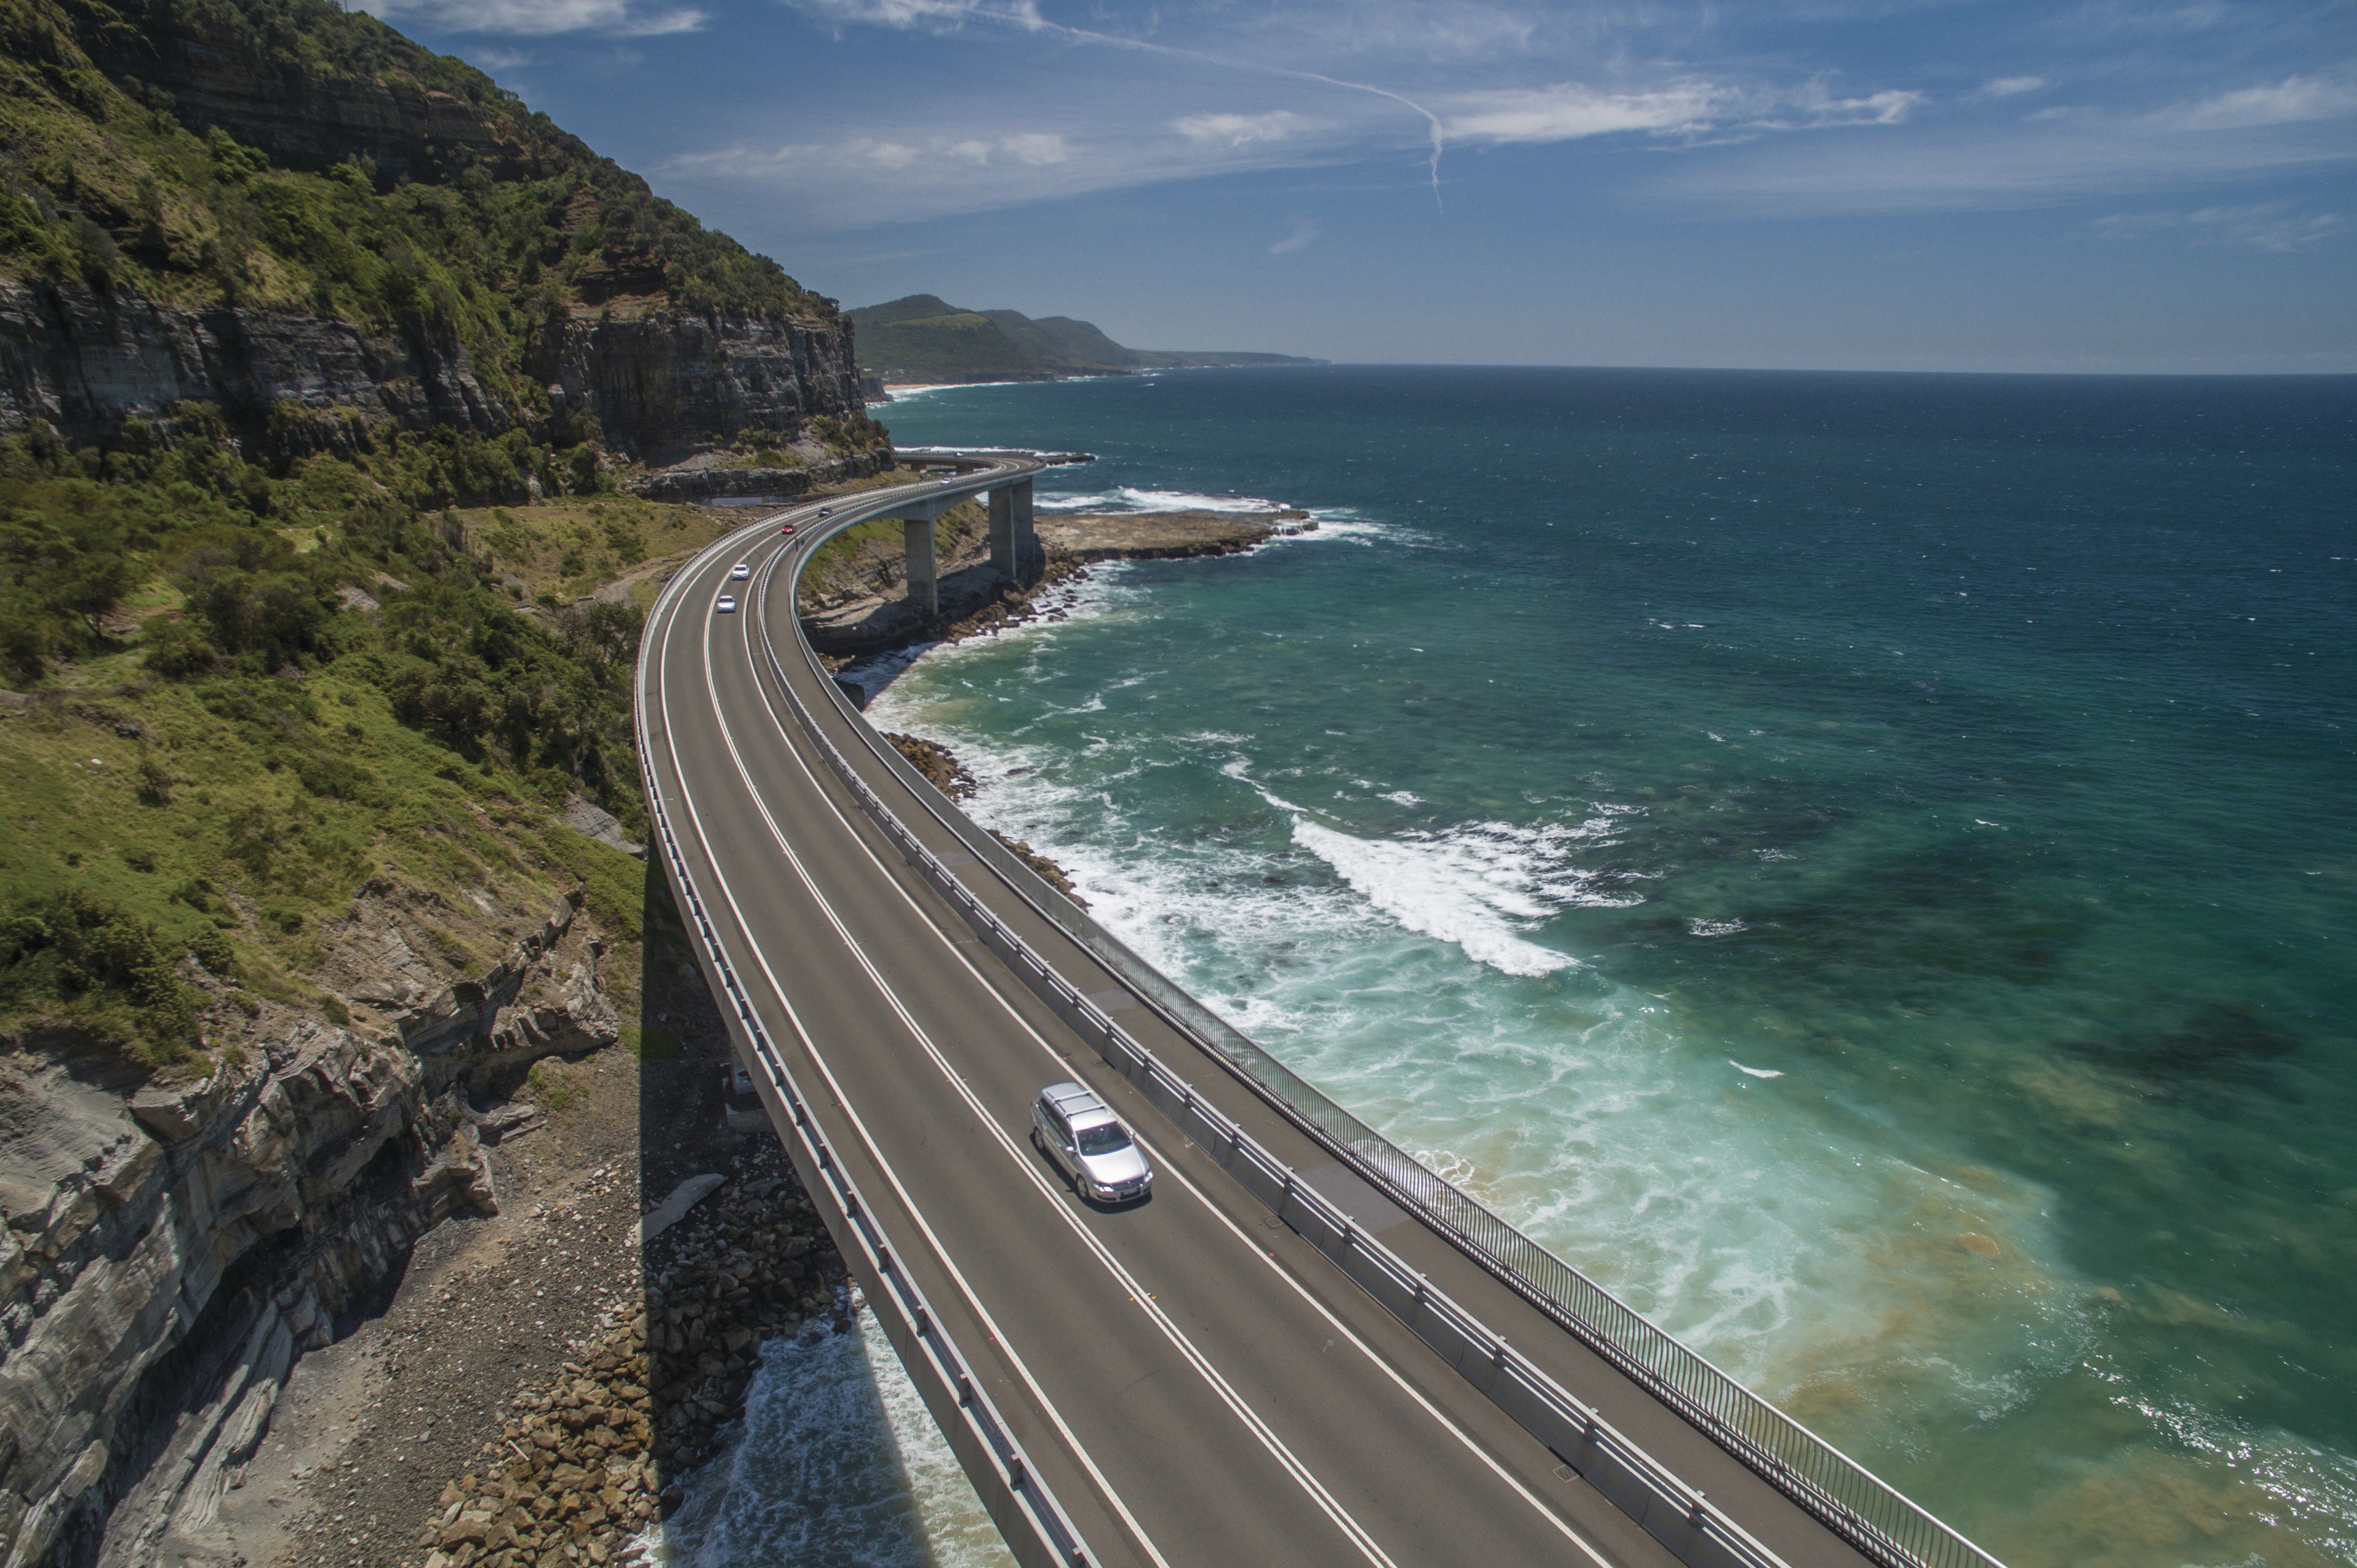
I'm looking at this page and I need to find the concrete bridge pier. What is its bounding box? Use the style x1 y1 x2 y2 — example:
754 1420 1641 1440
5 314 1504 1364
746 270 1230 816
892 490 964 620
988 479 1040 586
904 517 938 619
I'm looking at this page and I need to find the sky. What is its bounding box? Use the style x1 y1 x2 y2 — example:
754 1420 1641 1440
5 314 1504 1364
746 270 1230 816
357 0 2356 372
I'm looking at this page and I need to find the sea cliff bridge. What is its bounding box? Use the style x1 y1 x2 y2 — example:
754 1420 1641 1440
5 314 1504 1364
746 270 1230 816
633 450 2006 1568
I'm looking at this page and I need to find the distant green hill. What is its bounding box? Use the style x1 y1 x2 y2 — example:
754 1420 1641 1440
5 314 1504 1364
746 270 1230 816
848 296 1322 383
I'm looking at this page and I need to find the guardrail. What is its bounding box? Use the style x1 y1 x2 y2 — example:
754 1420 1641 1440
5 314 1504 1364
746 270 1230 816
762 459 2007 1568
635 525 1098 1568
746 524 1784 1568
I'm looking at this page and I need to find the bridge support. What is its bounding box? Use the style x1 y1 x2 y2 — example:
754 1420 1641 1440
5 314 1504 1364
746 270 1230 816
903 517 938 619
989 479 1040 587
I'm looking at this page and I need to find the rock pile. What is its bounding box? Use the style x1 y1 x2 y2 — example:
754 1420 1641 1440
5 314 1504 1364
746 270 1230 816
415 1146 842 1568
420 1322 657 1568
639 1158 842 1473
885 732 977 799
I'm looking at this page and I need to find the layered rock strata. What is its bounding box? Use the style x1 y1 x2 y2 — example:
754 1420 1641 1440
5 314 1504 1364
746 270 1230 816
0 277 506 444
626 447 889 504
1 892 622 1568
0 277 868 461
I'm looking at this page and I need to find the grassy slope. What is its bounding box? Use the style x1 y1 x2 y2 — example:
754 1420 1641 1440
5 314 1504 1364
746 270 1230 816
0 0 899 1075
851 309 1038 381
0 474 712 1068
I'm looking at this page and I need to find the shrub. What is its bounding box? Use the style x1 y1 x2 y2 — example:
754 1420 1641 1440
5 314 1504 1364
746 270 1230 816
0 889 200 1066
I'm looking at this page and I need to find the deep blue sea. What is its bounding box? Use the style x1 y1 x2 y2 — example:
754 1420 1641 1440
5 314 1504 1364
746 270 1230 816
664 367 2357 1568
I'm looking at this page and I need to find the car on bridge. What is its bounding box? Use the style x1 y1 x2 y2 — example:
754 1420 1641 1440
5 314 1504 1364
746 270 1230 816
1032 1082 1153 1203
729 563 751 579
714 594 737 614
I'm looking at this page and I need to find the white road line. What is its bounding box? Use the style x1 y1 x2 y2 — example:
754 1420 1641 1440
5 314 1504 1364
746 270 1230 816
730 532 1617 1567
679 566 1399 1568
651 534 1176 1568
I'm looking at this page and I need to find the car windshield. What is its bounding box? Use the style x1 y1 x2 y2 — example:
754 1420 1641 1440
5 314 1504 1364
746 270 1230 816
1075 1122 1131 1155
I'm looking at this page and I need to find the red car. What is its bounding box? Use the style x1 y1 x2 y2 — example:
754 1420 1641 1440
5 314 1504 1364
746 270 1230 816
779 522 797 537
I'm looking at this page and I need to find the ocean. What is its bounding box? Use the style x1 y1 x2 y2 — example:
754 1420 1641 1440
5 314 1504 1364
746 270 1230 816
665 366 2357 1568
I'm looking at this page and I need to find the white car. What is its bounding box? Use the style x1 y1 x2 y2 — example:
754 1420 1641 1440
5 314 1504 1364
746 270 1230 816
1032 1082 1153 1203
729 563 750 580
714 594 737 614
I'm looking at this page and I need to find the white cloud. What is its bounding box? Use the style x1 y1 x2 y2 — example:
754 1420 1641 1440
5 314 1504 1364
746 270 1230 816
1271 215 1319 253
784 0 1041 30
617 7 705 32
1175 111 1306 147
2094 202 2347 249
1436 77 1927 147
1662 118 2357 214
1442 82 1734 143
1003 132 1071 164
849 138 920 169
1982 75 2048 97
1787 84 1925 127
357 0 703 34
2163 74 2357 131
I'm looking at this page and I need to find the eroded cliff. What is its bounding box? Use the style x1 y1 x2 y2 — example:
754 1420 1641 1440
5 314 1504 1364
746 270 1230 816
2 881 622 1568
0 0 870 460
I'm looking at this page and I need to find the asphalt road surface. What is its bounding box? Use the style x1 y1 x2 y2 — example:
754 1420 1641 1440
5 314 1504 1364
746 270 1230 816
638 461 1879 1568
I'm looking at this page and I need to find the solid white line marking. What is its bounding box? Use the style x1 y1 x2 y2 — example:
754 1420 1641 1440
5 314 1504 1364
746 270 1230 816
652 526 1177 1568
681 567 1397 1568
727 534 1615 1565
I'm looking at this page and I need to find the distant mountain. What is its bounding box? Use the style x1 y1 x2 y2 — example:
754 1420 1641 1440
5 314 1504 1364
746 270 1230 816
848 296 1323 383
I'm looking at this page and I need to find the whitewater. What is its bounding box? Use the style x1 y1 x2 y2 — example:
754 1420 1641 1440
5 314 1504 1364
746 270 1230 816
703 367 2357 1568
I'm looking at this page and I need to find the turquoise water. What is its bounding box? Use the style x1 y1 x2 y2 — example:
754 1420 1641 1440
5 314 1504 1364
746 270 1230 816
860 367 2357 1567
652 1311 1013 1568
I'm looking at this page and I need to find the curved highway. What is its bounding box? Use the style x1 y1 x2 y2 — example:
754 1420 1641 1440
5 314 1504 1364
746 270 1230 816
635 457 1924 1568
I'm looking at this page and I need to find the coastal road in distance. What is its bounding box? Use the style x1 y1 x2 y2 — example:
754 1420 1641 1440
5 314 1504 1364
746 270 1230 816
638 457 1881 1568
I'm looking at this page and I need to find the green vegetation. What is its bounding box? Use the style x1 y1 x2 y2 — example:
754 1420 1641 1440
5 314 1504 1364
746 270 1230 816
0 0 905 1073
0 0 838 429
848 294 1320 382
0 412 698 1069
797 491 986 604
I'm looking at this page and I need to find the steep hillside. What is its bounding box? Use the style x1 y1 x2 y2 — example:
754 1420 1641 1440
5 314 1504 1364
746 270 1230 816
0 5 900 1564
0 0 875 461
849 293 1322 383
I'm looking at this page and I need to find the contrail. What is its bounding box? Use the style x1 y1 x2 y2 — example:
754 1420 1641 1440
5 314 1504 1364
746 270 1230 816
1289 70 1446 208
942 2 1450 207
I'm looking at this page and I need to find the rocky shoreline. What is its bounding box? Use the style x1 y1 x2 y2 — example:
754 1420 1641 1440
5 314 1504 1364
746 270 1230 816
883 734 1087 905
817 506 1314 910
412 1143 840 1568
2 496 1297 1568
804 506 1313 658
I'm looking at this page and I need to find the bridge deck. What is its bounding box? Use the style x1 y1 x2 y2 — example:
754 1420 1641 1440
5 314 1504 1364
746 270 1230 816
640 465 1881 1568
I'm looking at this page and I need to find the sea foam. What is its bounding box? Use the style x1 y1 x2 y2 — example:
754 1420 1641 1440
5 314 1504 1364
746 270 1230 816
648 1312 1007 1567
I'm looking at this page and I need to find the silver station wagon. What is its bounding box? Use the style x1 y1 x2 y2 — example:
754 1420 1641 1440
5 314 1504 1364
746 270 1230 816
1031 1082 1153 1203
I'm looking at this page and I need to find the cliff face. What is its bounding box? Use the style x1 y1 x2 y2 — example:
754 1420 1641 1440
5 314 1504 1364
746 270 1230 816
80 1 537 185
530 309 864 461
1 889 621 1568
0 275 866 457
0 3 878 1563
0 0 869 455
0 277 508 442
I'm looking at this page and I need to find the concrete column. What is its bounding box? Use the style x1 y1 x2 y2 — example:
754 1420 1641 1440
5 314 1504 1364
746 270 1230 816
1011 478 1039 585
904 516 938 619
988 487 1017 581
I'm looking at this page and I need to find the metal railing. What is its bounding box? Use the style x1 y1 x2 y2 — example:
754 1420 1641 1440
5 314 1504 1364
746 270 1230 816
763 462 2005 1568
635 519 1097 1568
